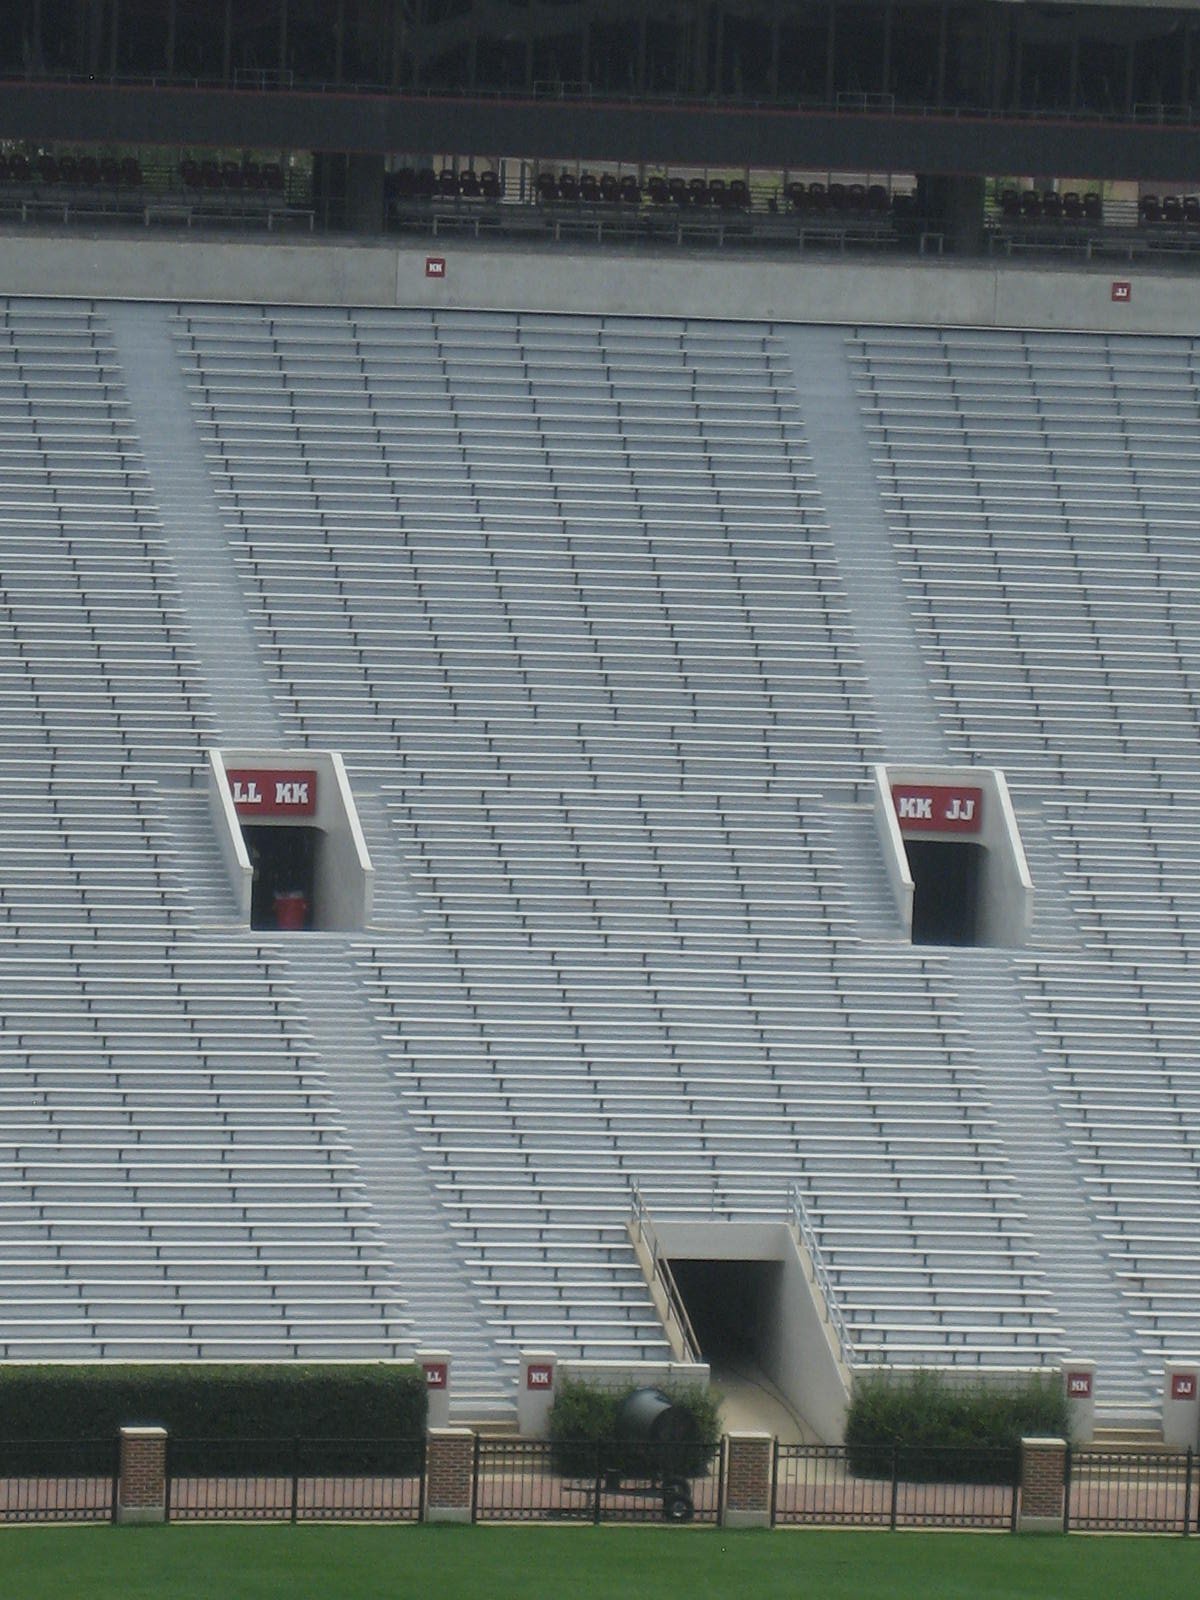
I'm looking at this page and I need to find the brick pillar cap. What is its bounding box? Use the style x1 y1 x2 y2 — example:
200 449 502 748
726 1431 774 1443
417 1348 451 1361
1021 1436 1067 1447
427 1426 474 1440
120 1426 168 1439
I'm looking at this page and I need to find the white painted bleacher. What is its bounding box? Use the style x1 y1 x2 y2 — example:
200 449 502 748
175 303 1061 1371
9 294 1195 1405
0 298 411 1360
857 323 1200 1386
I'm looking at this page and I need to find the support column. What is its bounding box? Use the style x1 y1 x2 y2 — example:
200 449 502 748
1018 1435 1067 1534
1163 1361 1200 1449
345 152 386 234
419 1349 452 1431
722 1432 773 1529
916 173 987 255
424 1427 475 1524
117 1426 168 1525
1063 1361 1096 1444
518 1348 557 1437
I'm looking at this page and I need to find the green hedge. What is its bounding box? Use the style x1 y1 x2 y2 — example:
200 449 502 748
0 1363 426 1474
548 1378 721 1481
845 1369 1068 1483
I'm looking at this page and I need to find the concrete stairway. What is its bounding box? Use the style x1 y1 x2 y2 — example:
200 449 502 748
107 301 284 750
280 936 516 1420
822 799 905 942
949 948 1155 1417
351 788 429 939
784 326 948 768
159 787 243 927
1012 807 1088 953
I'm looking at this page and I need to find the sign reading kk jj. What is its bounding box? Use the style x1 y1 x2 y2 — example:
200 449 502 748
891 783 984 835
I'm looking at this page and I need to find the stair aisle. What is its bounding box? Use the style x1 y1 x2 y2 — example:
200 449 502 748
784 326 948 767
280 937 516 1420
106 301 284 749
950 948 1155 1416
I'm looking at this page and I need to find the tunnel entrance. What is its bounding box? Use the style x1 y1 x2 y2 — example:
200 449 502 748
244 824 319 931
905 839 984 946
668 1258 779 1365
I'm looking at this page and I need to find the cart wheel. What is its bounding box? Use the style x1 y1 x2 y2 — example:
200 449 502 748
662 1480 694 1522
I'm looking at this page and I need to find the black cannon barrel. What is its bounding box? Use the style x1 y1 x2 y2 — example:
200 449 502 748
615 1387 701 1448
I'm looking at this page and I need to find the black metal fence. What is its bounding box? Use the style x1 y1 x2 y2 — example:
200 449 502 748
0 1438 118 1524
1067 1448 1197 1535
473 1438 725 1525
165 1437 425 1523
773 1444 1019 1531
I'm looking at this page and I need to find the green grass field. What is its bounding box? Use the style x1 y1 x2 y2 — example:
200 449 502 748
4 1524 1197 1600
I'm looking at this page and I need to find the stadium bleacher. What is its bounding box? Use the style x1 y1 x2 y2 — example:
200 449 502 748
2 292 1198 1420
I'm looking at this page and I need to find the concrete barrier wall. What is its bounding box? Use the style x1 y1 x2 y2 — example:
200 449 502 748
3 230 1198 336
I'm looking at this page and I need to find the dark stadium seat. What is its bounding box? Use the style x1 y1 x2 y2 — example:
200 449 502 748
1139 194 1161 223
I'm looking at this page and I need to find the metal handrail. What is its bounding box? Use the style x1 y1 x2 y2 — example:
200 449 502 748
630 1183 701 1365
789 1184 853 1367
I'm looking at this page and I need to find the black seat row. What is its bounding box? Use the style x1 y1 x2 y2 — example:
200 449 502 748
998 189 1103 222
785 181 892 215
1139 194 1200 225
180 160 285 194
388 168 505 202
0 154 142 188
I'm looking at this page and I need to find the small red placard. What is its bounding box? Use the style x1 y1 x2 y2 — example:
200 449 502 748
1111 280 1131 303
891 784 983 834
423 1362 448 1390
1066 1370 1093 1399
227 768 318 818
526 1363 554 1390
426 256 446 278
1171 1373 1196 1401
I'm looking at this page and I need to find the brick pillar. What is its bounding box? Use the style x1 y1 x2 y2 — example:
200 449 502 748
722 1432 773 1529
117 1426 168 1525
1018 1436 1067 1534
424 1427 475 1523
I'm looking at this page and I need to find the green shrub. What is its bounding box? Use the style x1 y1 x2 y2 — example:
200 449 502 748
548 1378 721 1482
845 1369 1067 1483
0 1363 426 1474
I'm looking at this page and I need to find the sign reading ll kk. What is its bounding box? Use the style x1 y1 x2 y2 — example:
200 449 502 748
227 768 318 819
891 784 984 835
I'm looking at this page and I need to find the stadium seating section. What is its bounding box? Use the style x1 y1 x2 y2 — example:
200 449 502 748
1 297 1196 1418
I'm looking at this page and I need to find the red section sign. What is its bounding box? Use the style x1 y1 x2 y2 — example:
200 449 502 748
425 256 446 278
1066 1370 1093 1399
1171 1373 1197 1401
891 784 983 834
526 1363 554 1391
1111 280 1131 303
423 1362 448 1390
227 768 318 818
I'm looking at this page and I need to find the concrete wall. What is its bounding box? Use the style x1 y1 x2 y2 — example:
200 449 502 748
206 750 253 921
5 231 1200 338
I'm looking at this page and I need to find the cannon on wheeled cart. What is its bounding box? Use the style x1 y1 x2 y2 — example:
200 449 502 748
601 1387 705 1522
